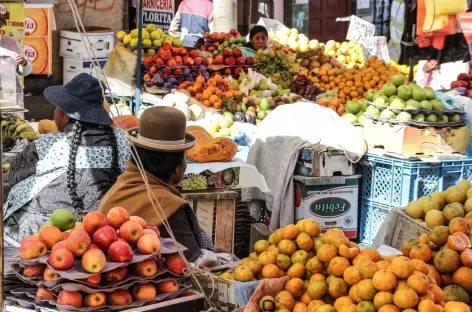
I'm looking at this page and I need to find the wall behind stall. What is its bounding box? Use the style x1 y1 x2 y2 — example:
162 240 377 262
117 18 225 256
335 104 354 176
24 0 124 121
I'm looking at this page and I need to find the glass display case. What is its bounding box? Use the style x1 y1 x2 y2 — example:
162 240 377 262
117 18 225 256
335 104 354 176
284 0 309 35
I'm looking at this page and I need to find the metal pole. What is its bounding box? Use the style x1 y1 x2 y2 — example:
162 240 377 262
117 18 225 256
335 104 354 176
135 0 143 115
0 112 4 311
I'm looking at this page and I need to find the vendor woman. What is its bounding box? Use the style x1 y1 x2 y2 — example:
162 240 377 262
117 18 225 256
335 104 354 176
3 74 129 247
99 107 214 261
240 25 269 58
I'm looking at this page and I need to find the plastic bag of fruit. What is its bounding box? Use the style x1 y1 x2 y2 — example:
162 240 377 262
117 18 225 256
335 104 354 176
234 276 289 312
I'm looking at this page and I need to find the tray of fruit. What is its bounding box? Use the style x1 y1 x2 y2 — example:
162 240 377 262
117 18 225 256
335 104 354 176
364 113 466 128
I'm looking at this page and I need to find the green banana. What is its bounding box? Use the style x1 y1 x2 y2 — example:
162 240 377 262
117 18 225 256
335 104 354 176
13 123 31 136
19 131 38 141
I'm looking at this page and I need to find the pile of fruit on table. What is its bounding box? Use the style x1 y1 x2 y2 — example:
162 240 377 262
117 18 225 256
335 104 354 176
451 73 472 98
200 29 247 54
16 207 186 310
220 180 472 312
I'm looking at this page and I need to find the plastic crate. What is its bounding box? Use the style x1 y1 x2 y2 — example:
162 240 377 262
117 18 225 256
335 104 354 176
380 209 430 250
441 159 472 190
360 154 442 207
358 199 391 246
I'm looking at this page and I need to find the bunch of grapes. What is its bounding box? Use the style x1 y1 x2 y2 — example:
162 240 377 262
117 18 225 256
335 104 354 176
291 76 323 101
255 50 294 89
181 175 208 191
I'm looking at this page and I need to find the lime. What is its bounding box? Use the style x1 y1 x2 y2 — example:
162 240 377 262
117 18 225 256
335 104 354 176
50 208 76 231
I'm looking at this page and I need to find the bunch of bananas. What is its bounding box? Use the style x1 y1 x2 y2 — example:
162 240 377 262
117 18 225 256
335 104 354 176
2 113 37 150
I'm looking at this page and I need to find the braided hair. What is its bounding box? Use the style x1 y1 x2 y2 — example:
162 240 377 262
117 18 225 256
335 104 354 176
67 121 121 211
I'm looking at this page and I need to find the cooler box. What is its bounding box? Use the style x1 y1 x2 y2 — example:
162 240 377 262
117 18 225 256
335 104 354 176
63 58 106 85
296 146 356 177
294 174 360 238
60 27 114 60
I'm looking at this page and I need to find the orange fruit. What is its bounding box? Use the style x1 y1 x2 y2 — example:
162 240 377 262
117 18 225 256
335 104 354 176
374 291 394 309
361 249 381 262
418 299 435 312
393 287 419 309
429 284 443 303
317 244 338 263
373 269 397 291
343 266 362 286
434 248 461 274
452 266 472 292
410 244 432 263
327 257 350 277
328 277 348 299
444 301 471 312
447 232 472 252
356 279 377 301
407 271 430 294
378 305 400 312
391 256 414 279
449 217 471 235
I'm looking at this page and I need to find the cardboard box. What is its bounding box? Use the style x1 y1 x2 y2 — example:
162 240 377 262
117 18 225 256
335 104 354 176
63 57 106 85
24 4 54 75
60 27 114 60
249 223 271 253
296 146 356 177
294 175 360 238
364 118 471 156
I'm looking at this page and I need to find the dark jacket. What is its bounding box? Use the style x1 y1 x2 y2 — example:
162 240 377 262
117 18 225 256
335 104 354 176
4 124 128 247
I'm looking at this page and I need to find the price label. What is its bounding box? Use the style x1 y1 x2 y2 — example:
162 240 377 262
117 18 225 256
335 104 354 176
346 15 376 42
361 36 390 62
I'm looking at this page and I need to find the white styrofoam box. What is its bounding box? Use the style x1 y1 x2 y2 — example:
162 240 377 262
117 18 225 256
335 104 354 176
296 146 356 177
294 174 361 238
63 57 107 85
60 27 114 60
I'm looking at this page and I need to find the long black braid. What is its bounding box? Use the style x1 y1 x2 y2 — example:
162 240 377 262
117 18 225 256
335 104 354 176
67 121 85 210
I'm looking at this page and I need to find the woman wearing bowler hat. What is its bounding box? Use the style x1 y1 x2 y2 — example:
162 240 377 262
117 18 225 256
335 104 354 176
99 106 214 261
3 73 130 247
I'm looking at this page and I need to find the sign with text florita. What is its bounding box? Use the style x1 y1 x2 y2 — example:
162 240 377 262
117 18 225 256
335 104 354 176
142 0 175 31
294 175 360 238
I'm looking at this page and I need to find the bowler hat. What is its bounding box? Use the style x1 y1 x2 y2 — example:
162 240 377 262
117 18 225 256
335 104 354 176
128 106 196 152
44 73 112 126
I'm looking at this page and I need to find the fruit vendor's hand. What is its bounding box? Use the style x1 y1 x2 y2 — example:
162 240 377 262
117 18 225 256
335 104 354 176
14 55 28 67
423 60 438 73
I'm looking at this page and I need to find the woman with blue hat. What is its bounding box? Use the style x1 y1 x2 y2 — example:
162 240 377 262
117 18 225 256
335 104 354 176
3 73 130 247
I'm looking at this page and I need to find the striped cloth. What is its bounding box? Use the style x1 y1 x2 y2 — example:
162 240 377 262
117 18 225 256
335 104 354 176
0 35 32 107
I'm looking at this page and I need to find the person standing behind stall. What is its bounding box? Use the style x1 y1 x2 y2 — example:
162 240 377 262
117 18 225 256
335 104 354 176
239 25 268 58
168 0 213 48
0 32 32 107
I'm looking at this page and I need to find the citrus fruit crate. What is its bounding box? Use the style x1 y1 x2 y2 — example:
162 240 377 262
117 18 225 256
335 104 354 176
441 159 472 190
358 199 391 246
379 208 429 250
360 154 442 207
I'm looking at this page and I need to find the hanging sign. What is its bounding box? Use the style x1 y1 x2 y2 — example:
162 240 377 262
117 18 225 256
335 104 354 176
142 0 175 31
346 15 376 42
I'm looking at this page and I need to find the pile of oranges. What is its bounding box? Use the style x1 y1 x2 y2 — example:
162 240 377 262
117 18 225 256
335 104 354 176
315 97 345 116
227 202 472 312
303 57 405 104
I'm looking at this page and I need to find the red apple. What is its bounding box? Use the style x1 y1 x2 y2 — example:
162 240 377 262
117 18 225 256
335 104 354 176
66 229 91 256
172 47 180 56
207 46 216 53
143 229 158 237
92 225 118 251
214 55 224 65
20 239 47 260
156 280 179 294
57 290 82 308
183 56 194 66
131 283 157 301
167 58 177 67
83 211 108 234
36 287 56 301
222 48 232 57
149 65 158 74
233 67 243 76
230 28 238 36
39 226 64 250
48 248 75 270
107 290 132 306
173 68 183 76
233 48 242 58
52 240 67 251
193 57 202 66
236 56 245 65
134 259 158 277
162 42 172 51
43 267 59 281
88 243 100 250
179 47 188 56
22 235 40 243
104 266 128 283
146 225 160 237
222 67 232 76
246 56 255 65
188 50 198 59
201 57 209 66
83 292 106 307
108 240 133 263
174 55 183 64
155 58 165 66
137 233 161 255
162 68 171 77
166 254 186 275
106 207 130 229
84 273 101 285
82 248 106 273
119 221 144 244
225 57 235 66
23 264 46 278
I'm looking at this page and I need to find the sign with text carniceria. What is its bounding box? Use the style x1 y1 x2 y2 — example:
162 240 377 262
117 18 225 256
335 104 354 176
142 0 174 31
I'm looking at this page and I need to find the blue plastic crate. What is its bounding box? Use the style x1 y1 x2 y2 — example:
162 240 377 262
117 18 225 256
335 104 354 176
441 159 472 190
360 154 442 207
358 198 391 246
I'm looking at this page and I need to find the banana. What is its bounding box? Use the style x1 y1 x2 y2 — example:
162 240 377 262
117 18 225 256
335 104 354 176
2 120 10 128
19 131 37 141
13 123 32 136
10 113 23 120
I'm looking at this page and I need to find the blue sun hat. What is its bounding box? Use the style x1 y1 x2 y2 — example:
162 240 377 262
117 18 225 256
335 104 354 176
44 73 112 126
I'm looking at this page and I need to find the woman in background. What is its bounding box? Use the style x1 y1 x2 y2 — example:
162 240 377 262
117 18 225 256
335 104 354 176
240 25 268 58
